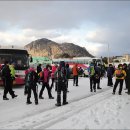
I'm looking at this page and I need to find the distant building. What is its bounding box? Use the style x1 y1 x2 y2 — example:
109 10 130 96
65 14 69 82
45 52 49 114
113 54 130 64
123 54 130 62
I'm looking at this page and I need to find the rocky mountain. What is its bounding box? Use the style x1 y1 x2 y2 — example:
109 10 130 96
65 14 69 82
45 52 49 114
24 38 93 58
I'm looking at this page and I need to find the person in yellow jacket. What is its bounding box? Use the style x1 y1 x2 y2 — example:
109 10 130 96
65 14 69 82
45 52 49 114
9 63 16 81
112 64 126 95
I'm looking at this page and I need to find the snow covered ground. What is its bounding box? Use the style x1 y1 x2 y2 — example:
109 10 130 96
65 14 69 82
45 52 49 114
0 77 130 129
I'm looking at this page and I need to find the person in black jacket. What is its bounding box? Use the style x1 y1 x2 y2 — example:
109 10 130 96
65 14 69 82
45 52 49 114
94 64 102 89
37 64 42 84
25 67 38 105
2 61 17 100
65 63 70 92
125 64 130 94
55 61 68 106
123 63 127 90
37 64 42 74
107 64 115 87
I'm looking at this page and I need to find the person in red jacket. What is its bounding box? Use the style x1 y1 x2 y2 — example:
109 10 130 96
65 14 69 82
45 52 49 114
39 64 54 99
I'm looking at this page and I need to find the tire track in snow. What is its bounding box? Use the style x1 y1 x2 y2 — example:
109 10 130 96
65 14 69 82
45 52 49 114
0 87 113 129
33 89 113 129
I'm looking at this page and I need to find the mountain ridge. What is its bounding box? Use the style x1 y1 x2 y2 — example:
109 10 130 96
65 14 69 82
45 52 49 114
24 38 94 58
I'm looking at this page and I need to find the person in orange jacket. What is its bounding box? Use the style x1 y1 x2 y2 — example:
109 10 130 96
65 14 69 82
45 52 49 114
72 64 79 86
113 64 126 95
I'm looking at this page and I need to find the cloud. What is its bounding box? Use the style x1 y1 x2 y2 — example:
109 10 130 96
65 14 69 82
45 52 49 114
0 1 130 56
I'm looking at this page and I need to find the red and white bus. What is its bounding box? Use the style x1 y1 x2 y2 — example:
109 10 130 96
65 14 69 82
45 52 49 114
0 47 30 85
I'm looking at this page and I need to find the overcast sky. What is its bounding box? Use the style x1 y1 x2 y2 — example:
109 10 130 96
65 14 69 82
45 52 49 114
0 1 130 57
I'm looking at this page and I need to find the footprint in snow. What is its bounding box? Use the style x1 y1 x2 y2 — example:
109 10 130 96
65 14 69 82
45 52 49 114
94 118 100 125
117 119 121 124
126 102 129 105
106 119 110 124
117 105 122 110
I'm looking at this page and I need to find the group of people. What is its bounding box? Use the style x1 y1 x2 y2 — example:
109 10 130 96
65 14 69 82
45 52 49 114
1 60 130 107
88 63 103 92
24 61 70 106
107 63 130 95
88 62 130 95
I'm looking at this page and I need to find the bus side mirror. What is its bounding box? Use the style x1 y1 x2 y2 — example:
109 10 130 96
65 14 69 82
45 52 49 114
30 56 33 62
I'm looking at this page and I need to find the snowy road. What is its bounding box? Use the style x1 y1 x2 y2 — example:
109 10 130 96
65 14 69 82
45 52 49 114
0 77 129 129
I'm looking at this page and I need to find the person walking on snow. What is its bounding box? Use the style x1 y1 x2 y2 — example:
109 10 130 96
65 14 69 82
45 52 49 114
55 61 68 106
2 61 17 100
39 64 54 99
125 64 130 95
94 64 102 89
113 64 126 95
88 63 96 92
72 64 79 86
25 67 39 105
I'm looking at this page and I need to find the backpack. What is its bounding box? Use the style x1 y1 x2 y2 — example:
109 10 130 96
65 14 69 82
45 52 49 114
89 66 95 76
116 70 124 78
25 71 36 86
39 71 44 80
58 67 67 82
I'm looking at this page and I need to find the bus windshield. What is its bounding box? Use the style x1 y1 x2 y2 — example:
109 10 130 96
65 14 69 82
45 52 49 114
0 49 29 70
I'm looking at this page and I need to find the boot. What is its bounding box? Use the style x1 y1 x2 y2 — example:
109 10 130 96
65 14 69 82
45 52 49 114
49 96 54 99
26 101 32 104
26 98 32 104
3 96 9 100
35 101 38 105
39 96 44 99
62 102 68 105
112 92 115 95
119 92 122 95
55 103 61 106
97 87 102 89
97 84 102 89
12 94 18 99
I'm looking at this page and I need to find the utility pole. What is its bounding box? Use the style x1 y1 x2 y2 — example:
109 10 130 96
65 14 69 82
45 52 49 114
107 43 110 65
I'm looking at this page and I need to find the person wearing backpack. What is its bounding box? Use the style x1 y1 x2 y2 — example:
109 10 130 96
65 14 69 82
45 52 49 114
55 61 68 106
65 63 70 92
113 64 126 95
94 64 102 89
2 61 17 100
88 63 96 92
26 67 38 105
37 64 42 84
39 64 54 99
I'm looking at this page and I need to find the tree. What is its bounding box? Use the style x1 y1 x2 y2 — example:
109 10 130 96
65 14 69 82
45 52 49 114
102 57 108 64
